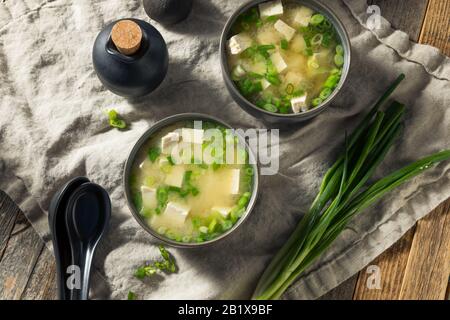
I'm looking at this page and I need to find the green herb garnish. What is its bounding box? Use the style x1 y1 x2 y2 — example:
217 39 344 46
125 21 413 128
127 291 137 300
167 156 175 165
134 245 177 279
148 147 161 162
108 109 127 129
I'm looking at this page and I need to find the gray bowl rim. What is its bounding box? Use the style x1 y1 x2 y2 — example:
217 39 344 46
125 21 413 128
219 0 352 119
123 113 260 248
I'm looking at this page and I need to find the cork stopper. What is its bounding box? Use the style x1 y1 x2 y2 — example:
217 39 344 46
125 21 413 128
111 20 143 55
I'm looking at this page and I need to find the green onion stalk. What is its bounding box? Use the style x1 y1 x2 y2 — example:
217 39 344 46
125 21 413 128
252 74 450 300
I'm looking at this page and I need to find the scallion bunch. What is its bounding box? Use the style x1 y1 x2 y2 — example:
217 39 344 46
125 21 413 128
252 74 450 300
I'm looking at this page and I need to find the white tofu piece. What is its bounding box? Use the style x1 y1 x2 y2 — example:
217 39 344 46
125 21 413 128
293 6 314 27
181 128 204 144
270 52 287 73
162 202 190 226
259 0 283 18
211 206 232 218
229 169 240 195
261 78 271 90
274 20 296 41
161 132 180 155
141 186 157 209
164 166 185 188
227 33 252 55
291 95 308 113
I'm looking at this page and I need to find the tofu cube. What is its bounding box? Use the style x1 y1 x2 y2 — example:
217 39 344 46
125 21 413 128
293 6 314 27
181 128 204 144
227 33 252 55
162 202 190 226
259 0 283 18
274 20 296 41
261 78 271 90
211 207 232 218
164 166 185 188
161 132 180 155
270 52 287 73
291 95 308 113
141 186 157 209
229 169 240 195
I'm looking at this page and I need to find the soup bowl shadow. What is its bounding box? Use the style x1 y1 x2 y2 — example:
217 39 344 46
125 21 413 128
123 113 260 248
220 0 352 125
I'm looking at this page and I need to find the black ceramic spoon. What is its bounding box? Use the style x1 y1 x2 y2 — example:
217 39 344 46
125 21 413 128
65 182 111 300
48 177 90 300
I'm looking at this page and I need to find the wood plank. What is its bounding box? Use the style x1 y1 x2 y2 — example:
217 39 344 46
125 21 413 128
398 201 450 300
392 0 450 300
369 0 429 41
0 194 45 299
350 0 450 301
0 191 20 261
353 228 416 299
419 0 450 56
21 246 57 300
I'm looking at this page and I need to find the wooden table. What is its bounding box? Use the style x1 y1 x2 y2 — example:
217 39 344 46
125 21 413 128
0 0 449 300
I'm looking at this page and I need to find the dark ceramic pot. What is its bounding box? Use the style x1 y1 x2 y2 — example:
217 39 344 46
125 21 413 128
92 18 169 97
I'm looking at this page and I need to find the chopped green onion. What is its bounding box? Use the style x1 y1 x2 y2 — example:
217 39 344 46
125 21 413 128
319 87 333 100
336 44 344 55
157 226 167 234
311 33 323 46
285 83 294 95
108 109 127 129
304 47 313 56
133 193 142 212
208 219 218 233
238 192 251 208
134 245 176 279
262 103 278 113
265 15 278 22
221 220 233 230
265 74 281 86
280 39 289 50
156 186 169 209
199 226 209 234
167 156 175 166
334 54 344 67
312 97 323 107
148 147 161 162
324 74 341 89
310 14 325 26
127 291 136 300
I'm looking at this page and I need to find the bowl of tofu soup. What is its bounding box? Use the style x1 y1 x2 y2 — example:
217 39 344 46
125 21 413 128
124 114 259 247
220 0 351 123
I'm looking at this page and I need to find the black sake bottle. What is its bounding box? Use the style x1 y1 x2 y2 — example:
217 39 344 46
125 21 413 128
92 18 168 97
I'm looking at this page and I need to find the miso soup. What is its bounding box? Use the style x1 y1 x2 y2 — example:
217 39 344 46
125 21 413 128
226 0 344 114
129 120 255 243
